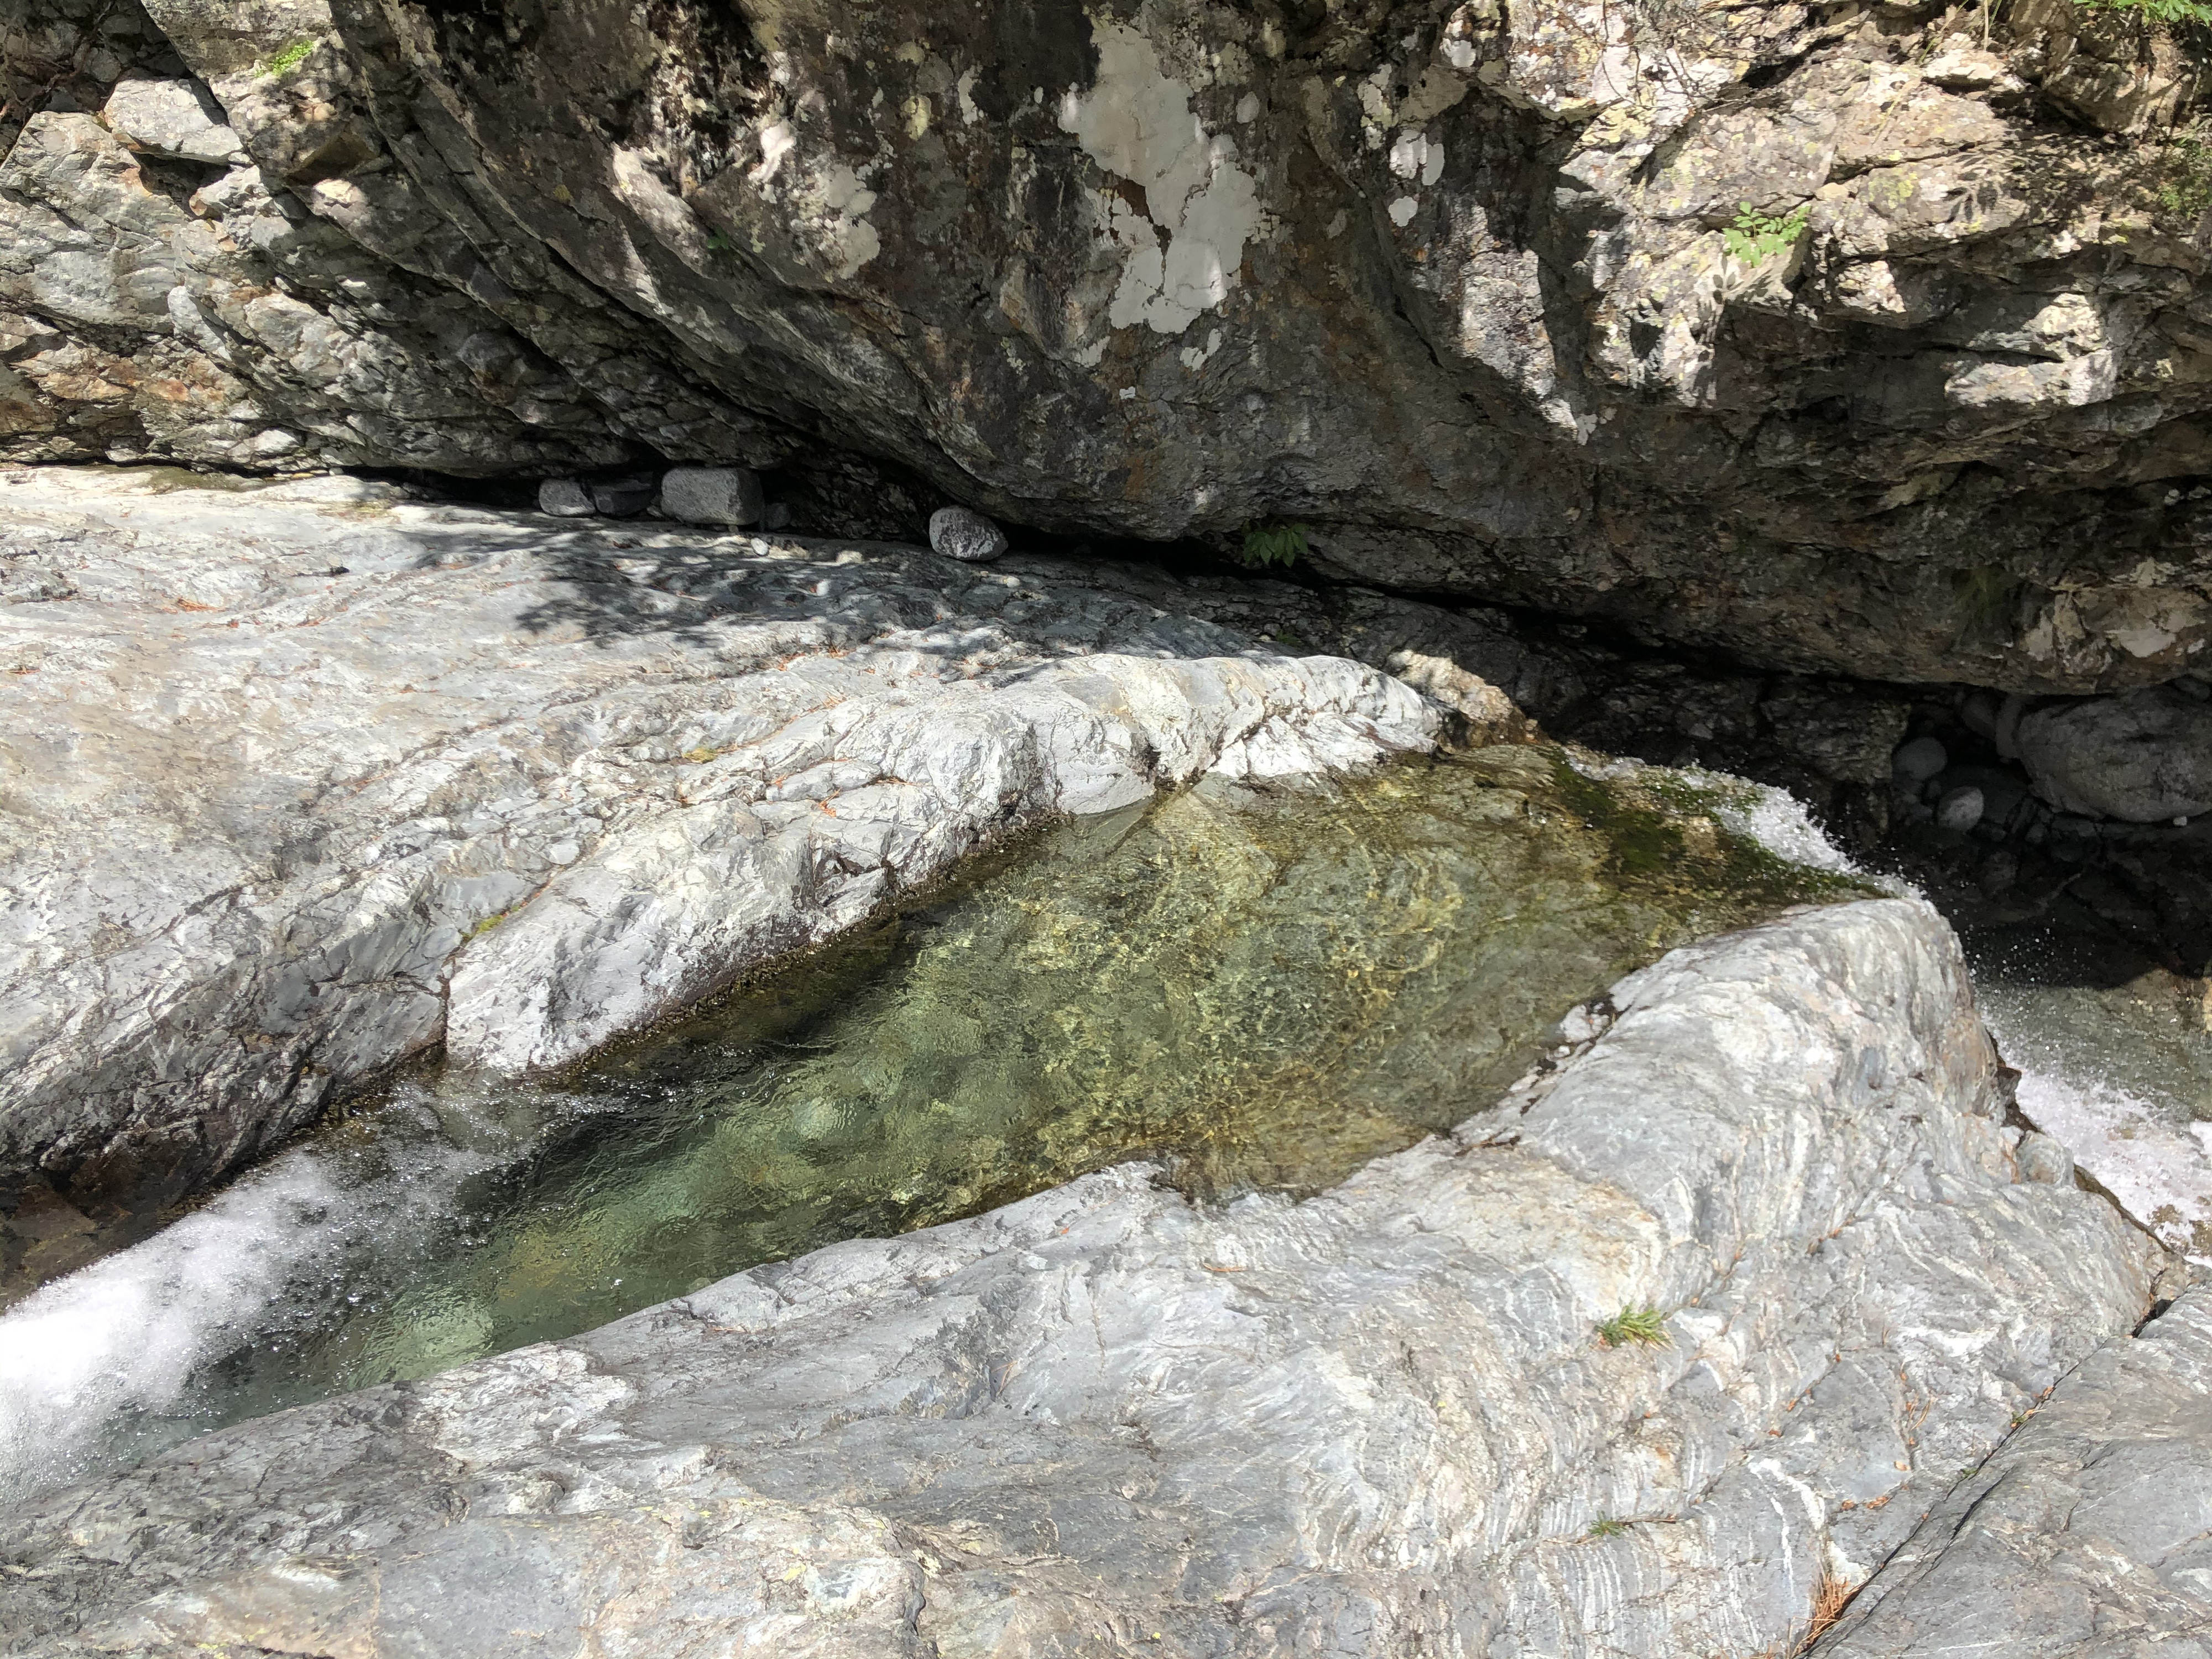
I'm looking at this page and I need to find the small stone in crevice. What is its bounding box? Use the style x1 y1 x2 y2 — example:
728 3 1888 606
538 479 593 518
930 505 1009 563
661 466 764 528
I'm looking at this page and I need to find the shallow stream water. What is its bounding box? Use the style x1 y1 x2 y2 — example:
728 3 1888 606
0 747 1861 1504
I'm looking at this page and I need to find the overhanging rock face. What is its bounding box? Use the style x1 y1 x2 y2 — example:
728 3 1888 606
4 0 2212 688
0 900 2182 1657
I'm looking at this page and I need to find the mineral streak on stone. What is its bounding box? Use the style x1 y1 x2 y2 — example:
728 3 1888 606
0 466 1446 1211
3 1 2211 688
0 900 2178 1658
927 503 1008 562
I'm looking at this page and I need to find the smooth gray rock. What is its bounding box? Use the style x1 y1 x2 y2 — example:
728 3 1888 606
97 76 239 164
660 465 764 527
1936 785 1986 832
0 899 2176 1657
2016 685 2212 821
1891 737 1947 787
0 466 1440 1203
2015 1129 2076 1186
1815 1287 2212 1658
587 473 657 518
536 477 593 517
928 504 1008 563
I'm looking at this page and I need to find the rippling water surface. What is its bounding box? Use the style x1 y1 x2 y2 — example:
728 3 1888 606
0 748 1859 1503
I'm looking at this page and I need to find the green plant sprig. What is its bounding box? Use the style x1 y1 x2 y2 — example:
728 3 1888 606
1723 202 1809 265
1595 1305 1672 1348
259 38 317 77
1236 520 1308 570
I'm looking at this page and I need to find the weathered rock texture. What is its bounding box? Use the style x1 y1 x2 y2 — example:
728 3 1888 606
0 466 1443 1207
0 899 2183 1657
1817 1285 2212 1657
7 0 2212 688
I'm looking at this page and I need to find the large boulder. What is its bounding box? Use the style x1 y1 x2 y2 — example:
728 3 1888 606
2015 685 2212 821
98 76 242 165
0 899 2178 1657
3 2 2211 687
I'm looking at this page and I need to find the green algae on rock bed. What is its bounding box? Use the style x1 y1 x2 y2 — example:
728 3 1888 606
286 743 1870 1386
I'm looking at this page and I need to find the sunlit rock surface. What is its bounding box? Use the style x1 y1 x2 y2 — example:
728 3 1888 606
0 466 1445 1206
1818 1286 2212 1658
6 1 2212 686
0 899 2182 1657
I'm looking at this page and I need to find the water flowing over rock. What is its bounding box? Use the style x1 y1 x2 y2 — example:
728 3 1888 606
0 899 2183 1657
0 466 1445 1209
4 0 2212 688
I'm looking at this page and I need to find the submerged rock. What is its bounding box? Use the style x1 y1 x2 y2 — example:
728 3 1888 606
928 505 1008 563
0 466 1441 1209
0 900 2178 1657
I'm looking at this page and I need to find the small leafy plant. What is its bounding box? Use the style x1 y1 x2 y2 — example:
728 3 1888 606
1584 1516 1630 1540
1595 1305 1671 1348
260 38 317 77
1723 202 1809 265
2077 0 2212 24
2158 129 2212 222
1237 520 1308 570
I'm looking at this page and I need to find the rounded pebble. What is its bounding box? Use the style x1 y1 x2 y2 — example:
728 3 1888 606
1892 736 1948 787
930 505 1009 563
1935 786 1985 833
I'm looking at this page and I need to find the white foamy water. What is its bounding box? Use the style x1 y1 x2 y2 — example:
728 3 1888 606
1976 976 2212 1264
2010 1065 2212 1262
0 1159 359 1493
0 1086 549 1504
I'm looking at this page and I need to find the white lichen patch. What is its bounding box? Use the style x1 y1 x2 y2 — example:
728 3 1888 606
1389 129 1445 185
1058 18 1265 336
743 119 881 280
